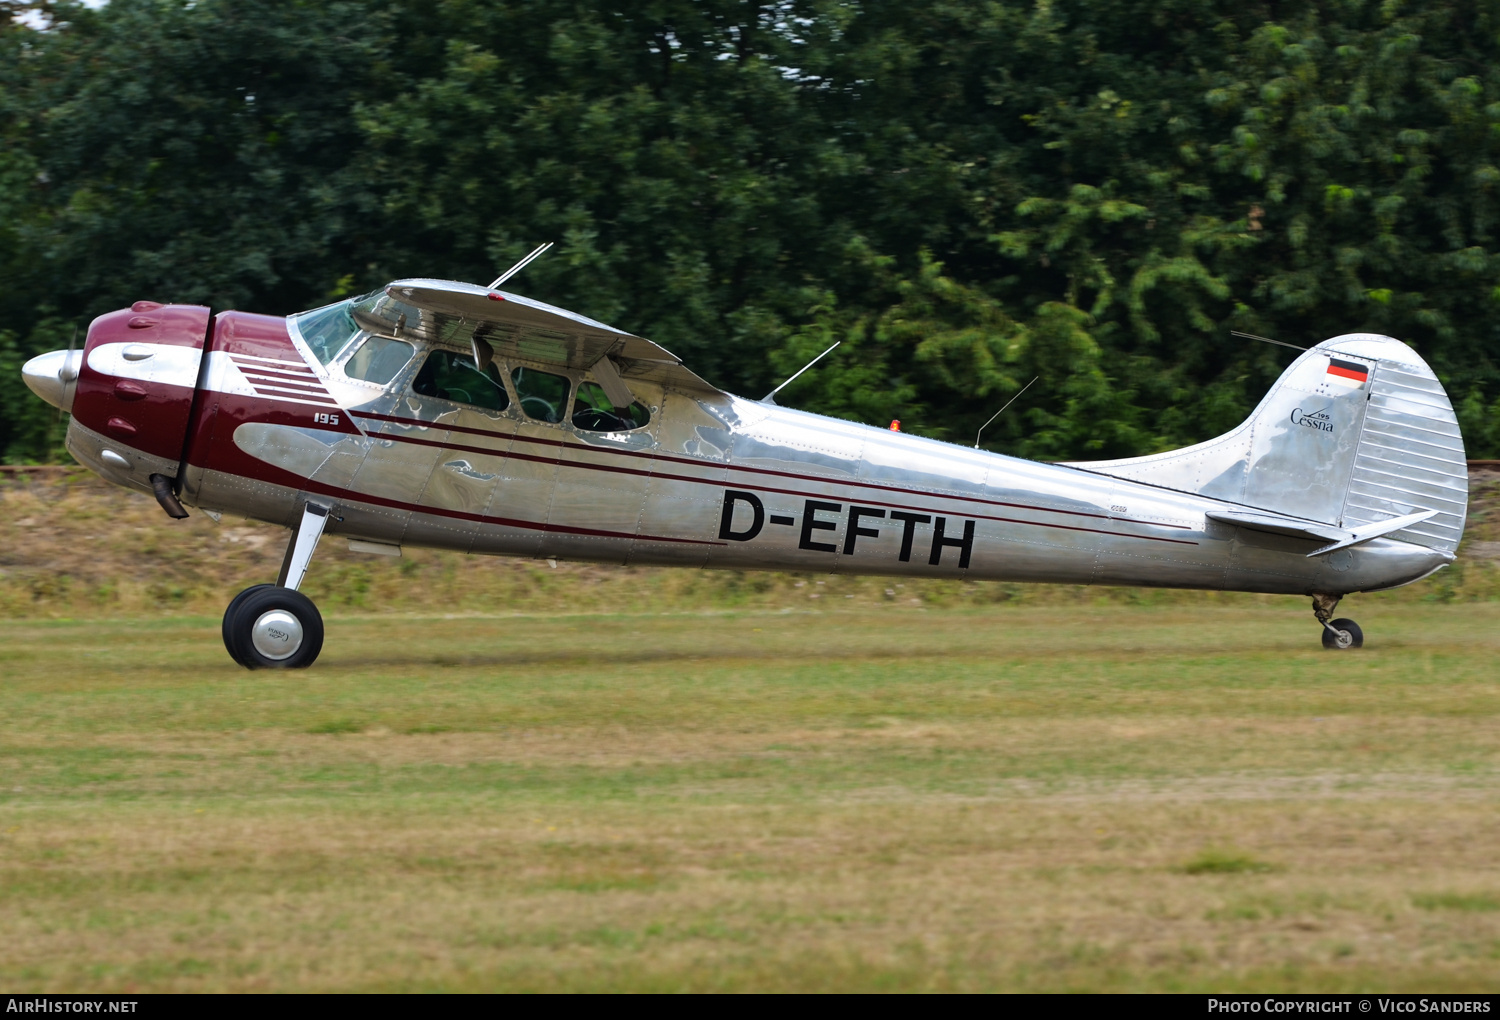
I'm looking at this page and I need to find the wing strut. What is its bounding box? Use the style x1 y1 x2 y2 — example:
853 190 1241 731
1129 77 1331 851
487 242 553 289
591 354 636 410
471 335 495 371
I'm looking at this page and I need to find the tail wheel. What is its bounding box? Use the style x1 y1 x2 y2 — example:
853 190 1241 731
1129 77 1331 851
223 585 324 669
1321 618 1364 650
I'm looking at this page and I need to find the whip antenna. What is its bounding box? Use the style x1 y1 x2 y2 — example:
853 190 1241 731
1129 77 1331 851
974 376 1037 449
762 341 840 405
1231 330 1306 352
488 242 553 289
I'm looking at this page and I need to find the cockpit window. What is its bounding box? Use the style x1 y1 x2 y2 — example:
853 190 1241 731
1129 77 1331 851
343 335 415 386
510 366 571 423
352 291 424 337
572 381 651 432
293 299 360 365
412 349 510 412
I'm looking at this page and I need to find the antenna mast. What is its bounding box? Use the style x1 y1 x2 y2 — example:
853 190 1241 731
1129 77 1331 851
761 341 841 405
1230 330 1307 352
974 376 1037 449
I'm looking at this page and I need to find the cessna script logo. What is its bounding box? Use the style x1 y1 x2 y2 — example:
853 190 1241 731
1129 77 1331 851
718 490 975 568
1291 406 1334 433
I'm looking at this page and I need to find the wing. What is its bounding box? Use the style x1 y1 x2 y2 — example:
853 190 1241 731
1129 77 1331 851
373 278 724 399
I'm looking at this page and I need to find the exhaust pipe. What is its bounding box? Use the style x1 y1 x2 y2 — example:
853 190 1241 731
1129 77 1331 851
149 473 190 519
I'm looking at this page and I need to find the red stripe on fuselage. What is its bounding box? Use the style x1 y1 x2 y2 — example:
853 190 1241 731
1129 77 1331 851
350 410 1198 543
351 411 1194 534
348 414 1198 546
239 368 324 386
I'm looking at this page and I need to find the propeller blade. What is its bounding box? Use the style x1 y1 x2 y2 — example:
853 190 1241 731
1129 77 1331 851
56 324 79 424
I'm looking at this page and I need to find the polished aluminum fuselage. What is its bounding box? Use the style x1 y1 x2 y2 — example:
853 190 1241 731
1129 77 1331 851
183 350 1451 597
51 303 1456 599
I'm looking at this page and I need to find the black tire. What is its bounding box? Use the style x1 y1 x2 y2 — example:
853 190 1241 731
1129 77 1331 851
223 585 324 669
222 584 279 667
1321 617 1364 650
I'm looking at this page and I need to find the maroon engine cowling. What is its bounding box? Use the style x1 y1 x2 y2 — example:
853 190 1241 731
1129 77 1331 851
71 301 211 470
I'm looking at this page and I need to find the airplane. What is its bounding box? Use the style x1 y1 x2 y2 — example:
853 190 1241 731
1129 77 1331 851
21 265 1466 668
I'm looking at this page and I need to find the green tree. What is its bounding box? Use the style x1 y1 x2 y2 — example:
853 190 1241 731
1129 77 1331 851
7 0 1500 462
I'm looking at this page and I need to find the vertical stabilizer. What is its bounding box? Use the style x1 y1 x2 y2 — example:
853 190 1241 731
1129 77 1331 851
1064 334 1467 556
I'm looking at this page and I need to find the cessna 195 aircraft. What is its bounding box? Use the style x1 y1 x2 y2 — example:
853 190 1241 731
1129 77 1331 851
21 254 1466 668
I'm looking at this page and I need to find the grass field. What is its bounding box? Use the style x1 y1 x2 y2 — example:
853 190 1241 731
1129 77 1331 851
2 602 1498 991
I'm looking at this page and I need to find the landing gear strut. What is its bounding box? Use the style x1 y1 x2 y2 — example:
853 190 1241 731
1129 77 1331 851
1311 593 1363 651
223 502 330 669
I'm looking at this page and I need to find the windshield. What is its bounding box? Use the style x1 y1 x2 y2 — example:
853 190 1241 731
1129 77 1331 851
292 288 429 366
292 298 361 365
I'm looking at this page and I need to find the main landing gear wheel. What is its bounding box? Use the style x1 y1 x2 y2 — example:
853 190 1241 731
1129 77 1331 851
222 501 333 669
1321 618 1364 651
222 583 277 668
222 585 324 669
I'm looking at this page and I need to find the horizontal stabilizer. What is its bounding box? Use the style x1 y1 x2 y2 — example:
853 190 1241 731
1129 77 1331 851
1305 509 1439 558
1205 507 1439 558
1204 510 1345 543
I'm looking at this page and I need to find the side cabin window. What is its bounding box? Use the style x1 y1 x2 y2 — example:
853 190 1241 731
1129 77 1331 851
412 349 510 411
343 335 415 387
572 381 651 432
511 366 571 424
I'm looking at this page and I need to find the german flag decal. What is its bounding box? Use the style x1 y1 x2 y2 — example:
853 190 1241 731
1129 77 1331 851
1326 357 1369 389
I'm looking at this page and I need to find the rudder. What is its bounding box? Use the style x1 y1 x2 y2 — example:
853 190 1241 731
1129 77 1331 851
1064 334 1467 557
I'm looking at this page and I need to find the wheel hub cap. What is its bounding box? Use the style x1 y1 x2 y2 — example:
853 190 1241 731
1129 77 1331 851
251 609 303 660
1332 628 1352 649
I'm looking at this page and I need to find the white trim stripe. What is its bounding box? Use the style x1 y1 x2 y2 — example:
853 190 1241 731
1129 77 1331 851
249 386 339 404
229 352 313 370
236 369 321 383
249 393 344 410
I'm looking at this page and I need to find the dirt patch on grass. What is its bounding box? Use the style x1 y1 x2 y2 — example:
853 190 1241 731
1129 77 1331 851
6 470 1500 618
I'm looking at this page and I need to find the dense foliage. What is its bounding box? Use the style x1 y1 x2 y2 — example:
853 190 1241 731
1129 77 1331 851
6 0 1500 461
